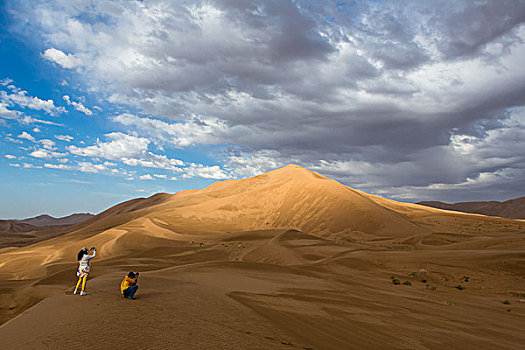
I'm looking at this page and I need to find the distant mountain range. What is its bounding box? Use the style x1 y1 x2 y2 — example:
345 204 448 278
0 213 95 248
15 213 94 227
417 197 525 219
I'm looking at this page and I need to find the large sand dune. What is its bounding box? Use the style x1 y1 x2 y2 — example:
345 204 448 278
1 165 524 349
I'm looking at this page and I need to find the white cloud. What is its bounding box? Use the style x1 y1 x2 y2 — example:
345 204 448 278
29 148 66 159
39 139 56 150
153 174 167 179
29 149 50 158
0 78 13 86
68 132 150 159
67 132 185 172
18 115 62 126
4 154 16 159
182 164 230 179
44 163 72 170
42 48 82 69
5 136 23 144
0 102 20 118
121 152 183 171
23 163 42 169
9 163 20 167
33 127 41 133
18 131 36 142
226 150 285 178
63 95 92 116
55 134 74 142
77 161 108 173
113 113 227 148
107 167 133 177
139 174 153 180
0 88 65 115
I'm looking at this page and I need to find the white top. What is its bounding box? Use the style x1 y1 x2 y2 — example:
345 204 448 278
79 249 96 269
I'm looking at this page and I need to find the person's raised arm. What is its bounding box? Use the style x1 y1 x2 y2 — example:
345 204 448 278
86 247 96 259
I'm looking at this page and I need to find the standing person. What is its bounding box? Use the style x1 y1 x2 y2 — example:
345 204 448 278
120 272 139 299
74 246 96 296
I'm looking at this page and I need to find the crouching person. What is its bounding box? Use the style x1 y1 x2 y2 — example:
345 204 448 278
121 272 139 299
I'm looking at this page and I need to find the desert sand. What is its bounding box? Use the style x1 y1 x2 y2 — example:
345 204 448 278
1 165 524 349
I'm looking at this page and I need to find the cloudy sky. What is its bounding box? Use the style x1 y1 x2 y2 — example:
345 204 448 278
1 0 525 218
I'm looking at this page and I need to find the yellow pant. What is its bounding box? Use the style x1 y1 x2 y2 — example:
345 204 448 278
74 275 87 292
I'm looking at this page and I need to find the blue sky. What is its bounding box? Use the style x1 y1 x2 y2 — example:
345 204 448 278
1 1 525 218
0 5 232 218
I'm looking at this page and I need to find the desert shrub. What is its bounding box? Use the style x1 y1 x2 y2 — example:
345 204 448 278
392 279 401 285
455 285 465 290
503 300 510 305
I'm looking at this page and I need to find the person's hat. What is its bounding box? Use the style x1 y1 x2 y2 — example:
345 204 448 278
81 246 88 251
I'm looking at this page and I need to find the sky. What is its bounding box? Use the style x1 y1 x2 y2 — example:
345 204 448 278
1 0 525 219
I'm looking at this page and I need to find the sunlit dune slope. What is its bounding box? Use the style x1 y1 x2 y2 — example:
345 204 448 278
136 164 426 236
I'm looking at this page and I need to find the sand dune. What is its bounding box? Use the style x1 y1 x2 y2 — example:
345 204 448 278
1 165 524 349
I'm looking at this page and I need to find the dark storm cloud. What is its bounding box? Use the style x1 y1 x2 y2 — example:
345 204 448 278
9 0 525 201
429 0 525 59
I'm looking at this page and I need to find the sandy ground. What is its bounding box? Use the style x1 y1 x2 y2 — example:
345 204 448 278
2 229 524 349
1 165 525 349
